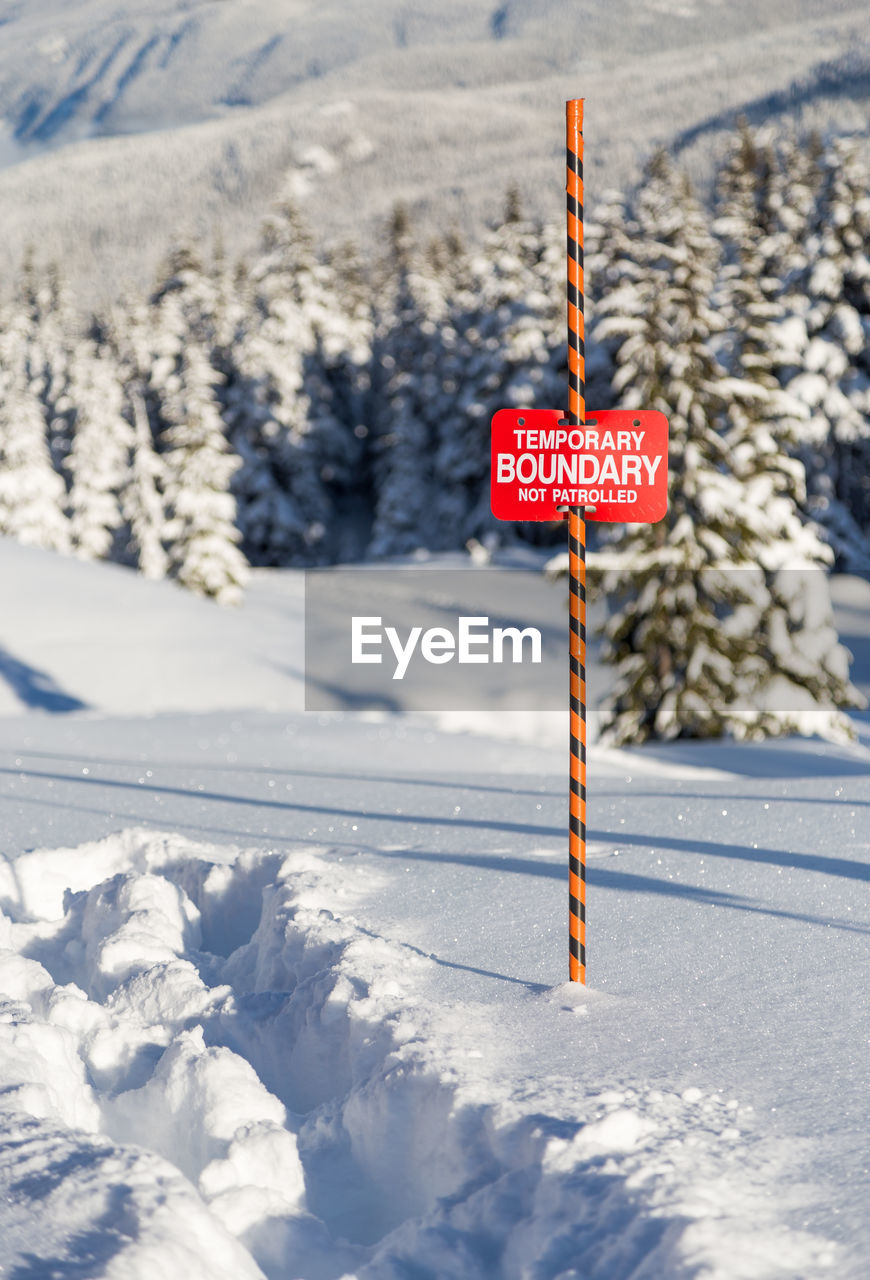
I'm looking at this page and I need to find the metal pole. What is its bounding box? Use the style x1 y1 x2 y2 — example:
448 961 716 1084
566 98 586 984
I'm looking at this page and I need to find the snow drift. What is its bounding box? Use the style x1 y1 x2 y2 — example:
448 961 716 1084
0 827 838 1278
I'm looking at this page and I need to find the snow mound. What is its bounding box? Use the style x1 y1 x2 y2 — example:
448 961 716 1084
0 830 838 1277
0 538 304 716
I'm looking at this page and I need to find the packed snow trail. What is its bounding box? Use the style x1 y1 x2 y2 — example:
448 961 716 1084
0 711 868 1273
0 827 840 1278
0 552 868 1274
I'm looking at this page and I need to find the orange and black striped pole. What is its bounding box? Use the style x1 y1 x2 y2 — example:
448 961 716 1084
566 99 586 984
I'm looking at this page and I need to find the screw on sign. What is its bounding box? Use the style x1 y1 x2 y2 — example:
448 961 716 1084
491 408 668 524
490 100 669 985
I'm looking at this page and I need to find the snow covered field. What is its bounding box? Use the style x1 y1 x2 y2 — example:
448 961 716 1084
1 540 870 1277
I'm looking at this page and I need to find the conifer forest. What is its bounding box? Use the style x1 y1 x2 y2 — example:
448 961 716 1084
1 122 869 740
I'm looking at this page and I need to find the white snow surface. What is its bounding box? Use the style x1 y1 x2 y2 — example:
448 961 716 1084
1 541 870 1277
0 537 305 717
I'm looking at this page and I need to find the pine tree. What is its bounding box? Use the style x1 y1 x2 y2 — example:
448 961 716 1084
0 300 70 552
596 152 860 743
431 194 565 549
11 257 84 489
124 259 250 599
123 384 169 581
367 204 453 557
321 239 377 560
715 122 811 510
96 296 170 579
760 134 870 563
43 267 82 483
711 126 870 566
596 154 756 741
64 333 133 559
585 187 633 415
712 126 861 736
803 138 870 551
160 338 248 603
150 244 224 349
228 193 364 565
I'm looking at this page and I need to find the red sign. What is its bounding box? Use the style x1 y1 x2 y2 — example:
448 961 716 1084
490 408 668 523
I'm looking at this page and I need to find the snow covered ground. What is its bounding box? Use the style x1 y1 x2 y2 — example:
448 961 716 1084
0 539 306 718
1 539 870 1277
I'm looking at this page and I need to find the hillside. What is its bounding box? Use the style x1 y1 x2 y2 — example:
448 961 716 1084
0 0 867 301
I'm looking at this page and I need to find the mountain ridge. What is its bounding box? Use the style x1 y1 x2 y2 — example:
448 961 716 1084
0 0 866 303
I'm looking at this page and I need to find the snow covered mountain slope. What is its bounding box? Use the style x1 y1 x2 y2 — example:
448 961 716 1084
2 0 861 147
0 0 867 300
0 536 305 717
0 542 870 1274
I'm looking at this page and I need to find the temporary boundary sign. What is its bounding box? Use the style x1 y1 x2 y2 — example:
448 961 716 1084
491 407 668 523
489 100 670 985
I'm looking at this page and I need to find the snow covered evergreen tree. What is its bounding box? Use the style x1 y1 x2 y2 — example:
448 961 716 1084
712 125 862 735
149 244 226 350
118 254 247 599
123 383 169 581
10 255 78 484
85 296 173 581
710 125 870 567
40 267 82 485
785 137 870 559
715 123 811 509
64 331 133 559
431 194 565 548
367 204 456 557
228 192 364 565
0 367 71 552
746 128 822 280
0 299 70 552
159 330 248 603
596 151 860 743
585 187 634 414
